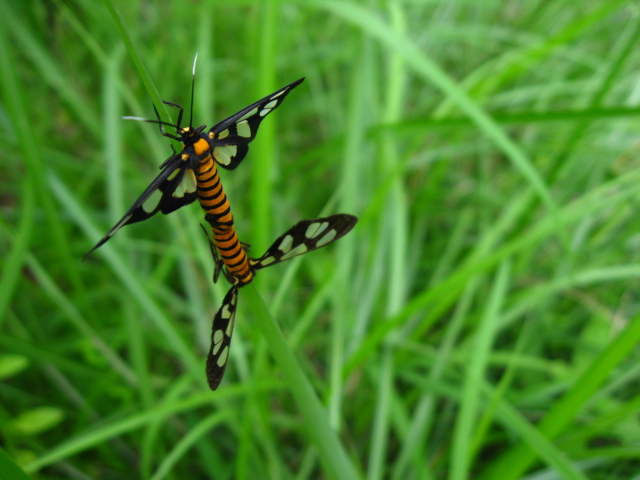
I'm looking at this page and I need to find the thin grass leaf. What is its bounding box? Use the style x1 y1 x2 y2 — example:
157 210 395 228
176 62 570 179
0 447 33 480
480 310 640 480
244 285 361 480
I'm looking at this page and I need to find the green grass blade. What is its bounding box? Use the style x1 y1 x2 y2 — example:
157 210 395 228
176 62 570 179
47 172 204 384
244 285 361 480
306 0 562 239
150 412 232 480
480 310 640 479
24 389 250 473
0 447 33 480
249 0 280 254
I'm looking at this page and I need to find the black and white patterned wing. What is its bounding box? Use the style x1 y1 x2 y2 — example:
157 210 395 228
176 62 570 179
86 154 198 257
206 286 239 390
250 214 358 270
208 78 304 170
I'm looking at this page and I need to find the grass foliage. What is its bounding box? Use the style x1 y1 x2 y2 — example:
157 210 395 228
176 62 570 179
1 0 640 478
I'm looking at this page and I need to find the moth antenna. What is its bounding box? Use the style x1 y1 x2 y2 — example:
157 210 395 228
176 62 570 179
121 116 148 122
189 52 198 128
192 52 199 76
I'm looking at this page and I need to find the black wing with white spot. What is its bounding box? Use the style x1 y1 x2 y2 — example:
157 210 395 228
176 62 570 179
250 214 358 270
208 78 304 170
85 155 198 257
205 214 356 390
206 285 239 390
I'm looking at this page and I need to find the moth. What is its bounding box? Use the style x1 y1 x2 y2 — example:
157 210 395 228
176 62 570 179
203 214 357 390
87 54 303 257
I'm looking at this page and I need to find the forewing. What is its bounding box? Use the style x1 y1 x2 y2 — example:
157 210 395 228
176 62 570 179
208 78 304 170
250 214 358 270
206 286 239 390
85 155 198 257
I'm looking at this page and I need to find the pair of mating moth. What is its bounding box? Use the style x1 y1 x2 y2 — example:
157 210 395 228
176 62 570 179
89 64 356 389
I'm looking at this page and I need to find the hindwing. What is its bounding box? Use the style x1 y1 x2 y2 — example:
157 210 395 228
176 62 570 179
250 214 358 270
206 286 239 390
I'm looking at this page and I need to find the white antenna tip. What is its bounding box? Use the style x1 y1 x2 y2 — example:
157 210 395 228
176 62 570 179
122 116 146 121
192 53 199 76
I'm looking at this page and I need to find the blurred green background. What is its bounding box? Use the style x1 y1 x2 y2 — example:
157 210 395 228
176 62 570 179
2 0 640 479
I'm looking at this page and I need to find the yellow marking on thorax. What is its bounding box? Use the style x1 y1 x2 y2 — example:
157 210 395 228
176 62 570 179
194 137 210 156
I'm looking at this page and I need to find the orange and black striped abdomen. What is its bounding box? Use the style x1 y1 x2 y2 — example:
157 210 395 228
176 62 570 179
210 225 254 285
194 150 233 227
192 137 253 286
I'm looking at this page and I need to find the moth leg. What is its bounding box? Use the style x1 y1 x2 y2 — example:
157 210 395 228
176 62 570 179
162 100 184 132
200 224 224 284
199 224 237 285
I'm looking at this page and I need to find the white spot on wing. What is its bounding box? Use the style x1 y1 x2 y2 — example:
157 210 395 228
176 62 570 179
226 314 234 337
281 243 308 260
213 330 224 355
218 129 230 139
279 235 294 253
238 107 258 122
260 100 278 116
271 89 287 99
142 190 162 213
259 256 276 266
217 346 229 367
315 229 337 247
236 120 251 138
214 145 238 165
182 169 197 193
221 305 231 319
173 182 186 198
305 221 329 239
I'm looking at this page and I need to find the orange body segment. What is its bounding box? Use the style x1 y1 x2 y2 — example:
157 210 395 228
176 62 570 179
193 137 210 156
195 155 234 225
211 225 253 284
194 150 253 285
